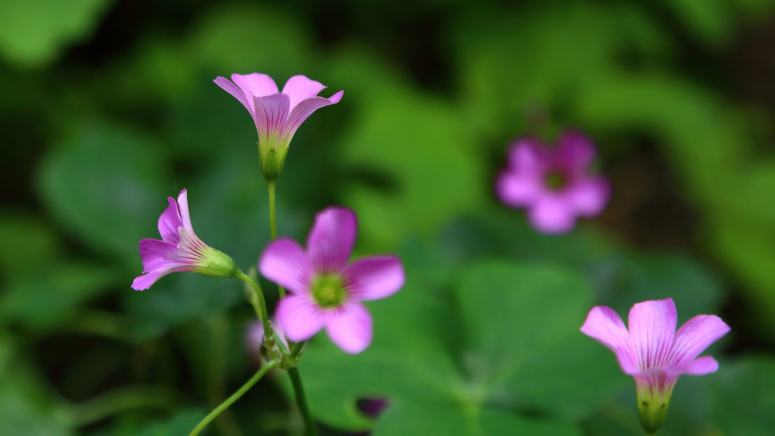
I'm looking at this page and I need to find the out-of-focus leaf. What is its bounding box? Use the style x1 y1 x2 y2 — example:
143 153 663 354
134 409 205 436
332 50 483 247
0 212 60 276
0 262 115 330
301 258 620 434
0 333 72 435
38 124 171 263
0 0 111 67
711 356 775 435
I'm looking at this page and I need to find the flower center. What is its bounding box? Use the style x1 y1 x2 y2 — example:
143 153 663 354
544 169 568 191
311 274 347 308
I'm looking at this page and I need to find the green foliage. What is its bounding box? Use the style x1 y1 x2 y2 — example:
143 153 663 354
0 0 111 67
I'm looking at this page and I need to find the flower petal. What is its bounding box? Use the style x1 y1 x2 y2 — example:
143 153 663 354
507 139 546 175
253 93 291 137
681 356 719 375
283 92 343 138
131 270 168 291
157 196 183 244
259 238 311 294
528 196 576 234
325 302 373 354
556 130 596 169
581 306 630 352
231 73 279 112
275 294 325 342
627 298 677 371
496 171 541 207
669 314 730 367
344 256 404 301
307 207 357 272
282 75 326 110
565 176 609 216
138 238 180 272
214 76 251 113
176 189 194 232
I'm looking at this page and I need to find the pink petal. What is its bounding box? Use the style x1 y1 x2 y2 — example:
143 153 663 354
176 189 194 232
138 238 180 272
496 171 541 207
214 76 251 113
275 294 326 342
669 314 730 367
681 356 719 375
131 270 167 291
283 92 343 138
507 139 546 175
253 93 291 136
580 306 630 352
231 73 279 112
344 256 404 301
528 196 576 234
565 176 609 216
282 75 326 110
325 302 373 354
306 207 357 273
157 196 183 244
259 238 311 294
627 298 677 371
556 130 596 169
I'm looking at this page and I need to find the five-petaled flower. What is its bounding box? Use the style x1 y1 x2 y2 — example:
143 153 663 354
132 189 236 290
581 298 730 434
214 73 343 180
496 131 609 234
259 207 404 354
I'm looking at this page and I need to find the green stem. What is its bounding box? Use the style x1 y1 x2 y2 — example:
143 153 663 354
288 367 317 436
189 360 279 436
267 181 286 298
235 269 271 337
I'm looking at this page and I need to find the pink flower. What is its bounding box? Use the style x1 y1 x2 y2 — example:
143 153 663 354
132 189 235 290
581 298 730 433
214 73 343 180
259 207 404 354
496 131 609 234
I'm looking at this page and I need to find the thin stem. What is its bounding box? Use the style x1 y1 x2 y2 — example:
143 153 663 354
267 181 286 298
235 269 271 337
189 360 279 436
288 367 317 436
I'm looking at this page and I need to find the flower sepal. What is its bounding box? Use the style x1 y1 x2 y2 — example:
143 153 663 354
195 246 238 278
636 378 674 434
258 136 289 182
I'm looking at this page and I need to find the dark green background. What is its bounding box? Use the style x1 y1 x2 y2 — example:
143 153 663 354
1 0 774 434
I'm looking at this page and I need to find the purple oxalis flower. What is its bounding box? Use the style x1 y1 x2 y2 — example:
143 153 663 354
259 207 404 354
132 189 235 291
581 298 730 433
496 131 610 234
214 73 343 180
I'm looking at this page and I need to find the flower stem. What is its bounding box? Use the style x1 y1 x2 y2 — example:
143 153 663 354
288 367 317 436
235 269 272 337
189 360 279 436
267 181 286 298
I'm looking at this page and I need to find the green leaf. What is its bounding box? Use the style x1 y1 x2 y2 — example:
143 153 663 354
0 262 115 331
0 212 60 277
300 259 619 434
38 124 170 262
711 356 775 435
0 0 111 67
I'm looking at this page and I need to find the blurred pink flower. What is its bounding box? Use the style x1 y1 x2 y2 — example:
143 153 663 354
496 131 609 234
214 73 343 179
259 207 404 354
581 298 730 433
132 189 235 290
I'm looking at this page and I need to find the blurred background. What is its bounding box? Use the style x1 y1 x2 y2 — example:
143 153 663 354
1 0 775 434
